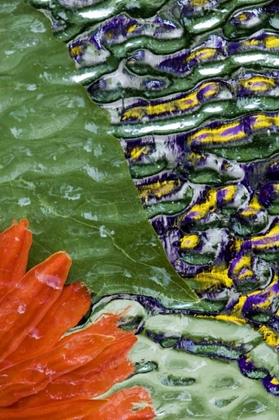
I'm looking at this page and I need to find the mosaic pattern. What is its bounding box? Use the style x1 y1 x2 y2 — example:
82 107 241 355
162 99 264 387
29 0 279 405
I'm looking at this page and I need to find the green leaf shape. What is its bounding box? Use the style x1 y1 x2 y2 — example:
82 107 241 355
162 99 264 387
0 1 197 307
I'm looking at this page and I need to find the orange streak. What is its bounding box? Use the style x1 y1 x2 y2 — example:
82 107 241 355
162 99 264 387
97 387 156 420
0 333 113 407
0 252 71 363
17 335 137 409
0 282 91 368
0 399 107 419
0 219 32 299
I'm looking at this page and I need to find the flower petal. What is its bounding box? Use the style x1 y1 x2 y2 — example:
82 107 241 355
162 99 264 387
0 399 107 419
0 219 32 299
50 335 137 399
0 252 71 363
0 333 113 406
16 335 137 408
95 387 156 420
0 282 91 368
83 310 135 340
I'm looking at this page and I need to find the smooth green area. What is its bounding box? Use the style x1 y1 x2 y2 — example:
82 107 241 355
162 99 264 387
0 1 197 307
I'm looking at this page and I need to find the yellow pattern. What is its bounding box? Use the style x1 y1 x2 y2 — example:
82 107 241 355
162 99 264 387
121 82 220 122
69 45 83 57
274 183 279 194
240 196 263 217
251 113 279 131
186 47 218 63
231 296 247 317
250 222 279 250
237 12 251 23
181 189 217 221
195 265 233 288
231 254 253 281
190 0 212 6
220 185 238 203
195 313 246 326
243 38 261 48
188 121 245 145
130 146 149 160
265 35 279 49
239 76 276 92
180 234 200 249
127 24 138 33
139 179 181 202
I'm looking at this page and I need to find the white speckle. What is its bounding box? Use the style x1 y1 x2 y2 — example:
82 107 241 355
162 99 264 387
5 50 14 55
15 237 19 242
36 364 45 373
37 163 47 172
72 70 98 83
76 97 85 108
29 328 42 340
124 270 132 278
36 271 62 289
18 198 31 207
66 193 80 200
17 304 26 314
85 122 97 134
27 84 37 91
30 21 46 33
99 225 107 238
84 164 106 182
94 144 103 157
10 127 23 138
42 72 51 81
61 184 82 201
234 53 265 64
57 10 67 20
204 105 223 113
67 97 85 108
79 7 114 19
198 65 225 76
83 138 92 153
45 368 55 376
83 212 98 221
193 17 220 31
270 17 279 30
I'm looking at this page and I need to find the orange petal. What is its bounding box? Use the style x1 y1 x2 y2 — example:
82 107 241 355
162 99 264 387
16 335 137 409
93 387 156 420
84 310 134 340
0 252 71 363
0 332 113 407
0 399 107 419
1 282 91 368
0 219 32 299
50 335 137 398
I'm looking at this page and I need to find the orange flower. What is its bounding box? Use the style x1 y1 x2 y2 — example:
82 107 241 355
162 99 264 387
0 219 155 419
